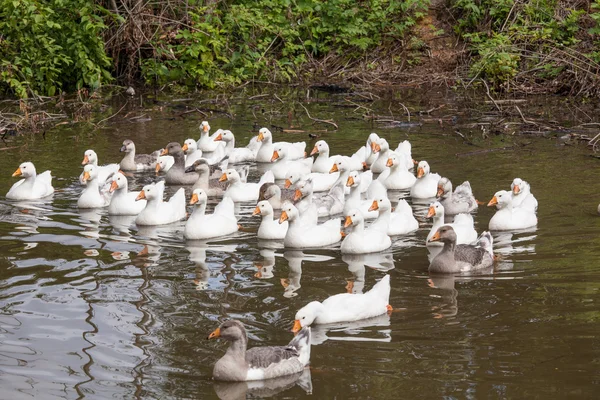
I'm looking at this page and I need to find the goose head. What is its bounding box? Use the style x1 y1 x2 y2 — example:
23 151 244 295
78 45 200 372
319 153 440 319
416 161 431 178
136 182 162 201
271 145 287 162
156 156 171 173
219 168 241 183
369 196 391 212
208 320 247 342
428 225 457 244
293 179 313 201
511 178 530 196
120 139 135 153
161 142 183 156
82 149 98 165
437 177 452 197
488 190 512 209
109 172 128 193
182 139 198 154
253 200 274 217
293 301 323 331
214 130 234 143
344 208 364 228
386 153 400 168
12 162 37 178
279 201 300 224
426 201 445 219
185 159 210 175
190 188 208 206
200 121 210 134
367 133 380 147
285 169 302 189
346 170 361 187
330 157 350 173
310 140 329 156
257 127 272 142
81 164 98 183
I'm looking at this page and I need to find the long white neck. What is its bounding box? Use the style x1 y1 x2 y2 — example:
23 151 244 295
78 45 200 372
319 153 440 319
190 203 207 220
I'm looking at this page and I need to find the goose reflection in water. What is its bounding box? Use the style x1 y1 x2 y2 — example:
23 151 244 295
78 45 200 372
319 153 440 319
342 252 395 295
213 367 312 400
254 248 276 279
186 241 238 290
281 251 335 298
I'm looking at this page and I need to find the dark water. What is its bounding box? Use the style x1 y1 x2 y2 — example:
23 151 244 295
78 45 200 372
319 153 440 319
0 88 599 399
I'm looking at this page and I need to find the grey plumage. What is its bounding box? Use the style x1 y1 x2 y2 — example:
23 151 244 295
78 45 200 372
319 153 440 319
428 226 494 274
437 177 478 215
186 159 227 196
164 142 199 185
119 139 160 171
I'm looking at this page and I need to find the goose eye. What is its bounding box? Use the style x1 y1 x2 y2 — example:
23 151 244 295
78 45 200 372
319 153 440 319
302 316 305 320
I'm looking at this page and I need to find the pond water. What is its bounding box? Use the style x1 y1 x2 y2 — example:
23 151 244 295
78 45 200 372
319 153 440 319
0 87 599 399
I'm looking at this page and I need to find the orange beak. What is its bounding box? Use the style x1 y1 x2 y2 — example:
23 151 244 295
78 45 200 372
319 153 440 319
160 148 168 156
252 205 261 216
257 132 264 142
254 271 263 278
426 206 436 218
370 142 377 152
346 176 355 187
155 163 161 173
293 189 303 201
329 163 339 173
413 159 418 165
12 167 22 177
214 133 223 141
372 143 381 153
82 171 91 182
284 179 293 189
190 193 199 205
488 196 498 207
436 186 444 197
219 173 227 182
279 211 289 224
417 167 424 178
292 320 302 333
310 146 319 156
368 200 378 212
82 155 89 165
429 230 441 242
136 190 146 201
386 158 393 167
513 185 520 195
271 150 280 162
203 124 209 133
344 216 353 228
208 327 220 339
109 180 119 193
362 161 368 170
182 143 189 152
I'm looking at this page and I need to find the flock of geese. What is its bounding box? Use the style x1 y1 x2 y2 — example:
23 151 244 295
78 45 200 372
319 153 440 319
5 121 539 382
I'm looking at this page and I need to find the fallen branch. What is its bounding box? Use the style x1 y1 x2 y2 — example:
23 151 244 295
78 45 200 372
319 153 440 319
298 103 338 129
96 101 128 126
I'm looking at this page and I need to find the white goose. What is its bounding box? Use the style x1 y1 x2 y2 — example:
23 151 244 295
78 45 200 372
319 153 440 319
270 145 313 180
285 166 338 192
389 199 419 235
292 275 391 331
488 190 538 230
411 160 441 199
80 149 119 186
330 157 371 194
78 165 111 208
395 140 415 170
382 152 416 190
426 201 478 246
197 121 223 153
184 189 238 240
135 181 186 226
510 178 538 212
370 138 393 174
254 200 288 240
310 140 340 173
182 138 203 167
344 171 379 219
155 155 174 174
255 128 306 163
6 162 54 200
341 209 391 254
279 202 341 248
108 172 146 215
214 130 256 163
220 169 274 202
295 178 344 218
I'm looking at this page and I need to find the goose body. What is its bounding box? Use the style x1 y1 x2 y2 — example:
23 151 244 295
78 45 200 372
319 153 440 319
310 140 341 173
426 201 478 246
292 275 391 329
208 320 311 382
214 130 256 163
344 171 379 219
254 200 288 240
197 121 224 153
255 128 306 163
182 139 203 167
156 155 174 173
437 177 477 215
119 140 159 171
270 146 313 180
488 190 538 230
285 167 338 192
341 209 391 254
221 169 274 202
511 178 538 212
382 152 416 190
370 138 393 174
184 190 238 240
135 181 186 225
108 172 146 215
185 159 227 197
6 162 54 200
80 149 119 186
280 202 341 248
411 160 441 199
77 165 111 208
428 226 494 274
258 182 294 210
389 199 419 235
295 178 344 218
163 142 200 185
395 140 415 170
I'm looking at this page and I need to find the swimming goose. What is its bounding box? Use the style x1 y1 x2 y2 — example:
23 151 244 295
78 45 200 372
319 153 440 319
382 152 416 190
182 139 203 167
290 180 318 225
390 199 419 235
119 139 160 171
220 169 274 202
488 190 538 230
78 165 111 208
344 171 379 219
437 177 478 215
370 138 393 174
428 226 494 274
258 182 294 210
208 320 311 382
135 181 186 225
162 142 200 185
292 275 391 331
185 159 227 197
80 149 119 186
270 145 313 180
197 121 223 153
367 196 393 235
108 172 146 215
395 140 415 170
155 155 174 174
362 133 381 167
330 157 370 194
6 162 54 200
510 178 538 212
411 160 441 199
310 140 340 173
426 201 478 246
255 128 306 163
184 189 238 240
341 209 391 254
214 130 256 163
284 166 338 192
254 200 289 240
294 178 344 217
279 202 341 248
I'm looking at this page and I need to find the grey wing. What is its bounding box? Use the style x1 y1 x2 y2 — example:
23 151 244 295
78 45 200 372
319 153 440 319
209 177 228 191
245 346 300 369
135 153 158 166
281 188 296 202
454 245 486 266
454 181 472 197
